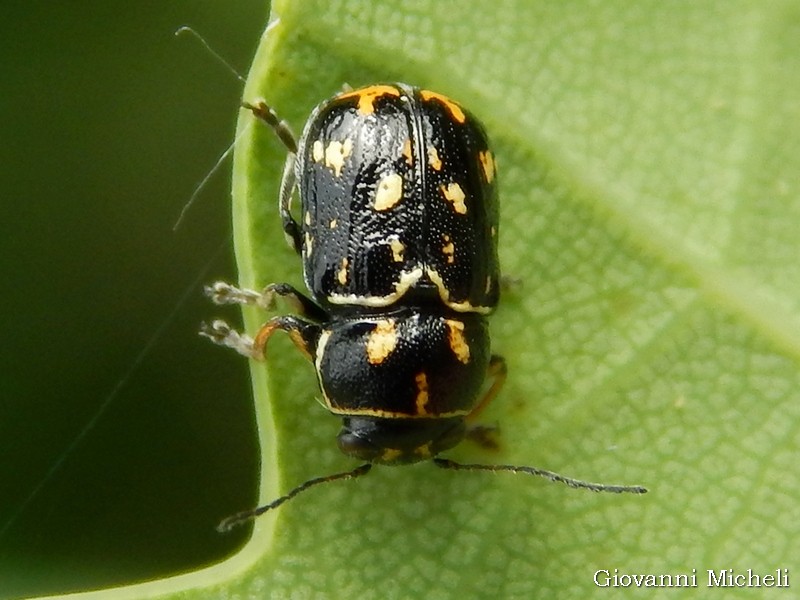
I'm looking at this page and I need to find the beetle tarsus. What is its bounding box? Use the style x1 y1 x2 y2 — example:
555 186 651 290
199 320 257 358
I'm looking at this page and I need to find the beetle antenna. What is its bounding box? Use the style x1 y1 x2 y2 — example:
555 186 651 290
433 458 647 494
217 463 372 532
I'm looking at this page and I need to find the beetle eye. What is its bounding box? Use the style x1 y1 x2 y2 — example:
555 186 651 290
337 430 381 461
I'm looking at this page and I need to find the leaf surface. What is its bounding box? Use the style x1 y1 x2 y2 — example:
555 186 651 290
55 1 800 598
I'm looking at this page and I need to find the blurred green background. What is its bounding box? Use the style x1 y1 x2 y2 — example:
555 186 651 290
0 2 267 597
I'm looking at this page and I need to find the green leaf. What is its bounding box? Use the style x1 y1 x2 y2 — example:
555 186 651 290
52 0 800 598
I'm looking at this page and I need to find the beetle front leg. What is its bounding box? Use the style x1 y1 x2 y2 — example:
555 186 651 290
466 354 507 423
463 354 507 450
205 281 328 321
201 315 321 362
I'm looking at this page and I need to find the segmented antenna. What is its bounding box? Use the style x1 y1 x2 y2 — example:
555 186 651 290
217 464 373 532
434 458 648 494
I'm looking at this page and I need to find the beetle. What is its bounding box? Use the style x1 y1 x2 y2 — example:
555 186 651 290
202 84 646 531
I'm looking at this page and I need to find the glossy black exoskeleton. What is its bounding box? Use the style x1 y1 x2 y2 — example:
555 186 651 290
202 83 645 531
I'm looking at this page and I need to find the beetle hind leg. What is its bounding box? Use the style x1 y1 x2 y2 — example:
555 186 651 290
242 100 303 253
242 99 297 154
277 154 302 253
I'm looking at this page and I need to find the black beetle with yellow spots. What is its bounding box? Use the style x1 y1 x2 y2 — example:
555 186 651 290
202 84 646 531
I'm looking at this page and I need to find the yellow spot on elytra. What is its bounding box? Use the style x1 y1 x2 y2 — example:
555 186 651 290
304 211 311 225
428 146 442 171
366 320 397 365
304 232 313 254
445 320 470 364
442 234 455 264
374 172 403 211
441 182 467 214
485 275 493 294
427 269 492 314
415 372 430 415
389 237 405 262
327 267 424 308
329 218 338 229
324 138 353 177
337 257 349 285
420 90 466 123
414 443 433 458
312 140 324 163
401 138 413 165
479 150 495 183
338 84 401 114
380 448 403 462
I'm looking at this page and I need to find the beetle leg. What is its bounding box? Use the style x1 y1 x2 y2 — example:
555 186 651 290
205 281 328 321
200 319 258 358
465 354 507 423
251 315 321 361
242 100 303 253
200 315 321 362
499 274 522 292
464 423 501 451
277 154 302 254
242 99 297 153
